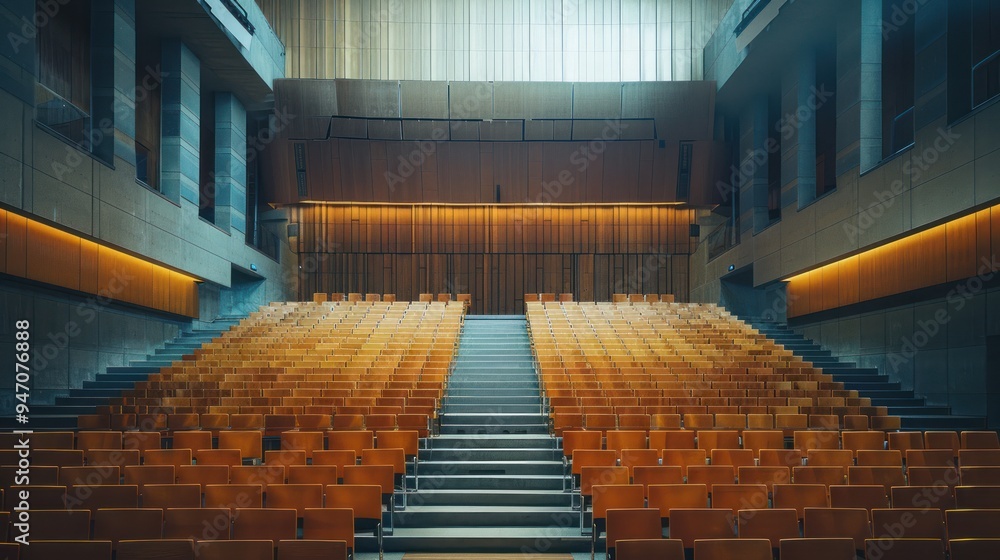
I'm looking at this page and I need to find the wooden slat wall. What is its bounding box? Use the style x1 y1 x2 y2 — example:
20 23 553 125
0 208 199 318
788 207 1000 318
293 204 697 314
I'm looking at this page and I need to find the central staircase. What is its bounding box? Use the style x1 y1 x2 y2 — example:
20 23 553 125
382 316 586 553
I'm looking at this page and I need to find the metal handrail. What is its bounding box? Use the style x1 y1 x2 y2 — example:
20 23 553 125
734 0 773 35
972 48 1000 109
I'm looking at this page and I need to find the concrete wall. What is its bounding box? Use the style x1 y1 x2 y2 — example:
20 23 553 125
0 0 296 400
692 0 1000 426
795 283 1000 427
0 280 184 406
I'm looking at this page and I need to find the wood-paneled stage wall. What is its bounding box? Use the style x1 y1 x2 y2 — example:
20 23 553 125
292 203 697 315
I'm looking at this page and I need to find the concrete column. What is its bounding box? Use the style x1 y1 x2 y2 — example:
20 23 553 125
160 39 200 204
214 92 247 234
860 0 883 171
0 0 36 103
796 49 818 208
752 94 772 232
91 0 136 166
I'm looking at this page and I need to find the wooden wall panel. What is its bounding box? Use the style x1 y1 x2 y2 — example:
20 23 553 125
293 203 696 314
5 212 27 277
788 205 1000 318
0 209 199 318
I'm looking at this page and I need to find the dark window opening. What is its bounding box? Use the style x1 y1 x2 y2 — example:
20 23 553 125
882 0 915 158
35 0 91 146
135 37 161 190
767 92 782 224
200 90 216 224
972 0 1000 108
816 47 837 198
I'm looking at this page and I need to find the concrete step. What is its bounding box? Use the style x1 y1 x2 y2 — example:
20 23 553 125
900 415 987 430
417 474 564 491
106 366 162 374
440 413 547 425
393 505 574 528
419 448 562 462
444 396 542 405
405 489 572 507
371 527 589 554
447 388 542 397
439 424 550 435
429 435 558 450
418 460 564 477
442 404 543 414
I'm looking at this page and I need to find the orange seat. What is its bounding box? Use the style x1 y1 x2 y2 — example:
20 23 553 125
232 508 297 546
60 465 121 487
793 465 846 488
327 431 374 461
711 448 755 468
607 431 648 457
945 509 1000 540
711 484 768 514
661 449 707 477
28 540 112 560
176 464 230 489
949 538 1000 560
759 449 803 468
231 465 286 489
647 484 708 522
668 508 736 549
961 431 1000 449
891 486 955 510
325 484 383 556
141 483 202 509
288 465 339 488
923 432 959 457
857 450 903 466
197 449 243 467
276 540 348 560
697 430 740 451
164 508 231 540
693 538 772 560
196 540 273 560
266 484 324 518
830 484 889 511
172 431 213 459
778 538 857 560
803 507 872 551
773 484 829 519
906 449 956 467
265 449 308 468
742 431 784 457
67 484 138 514
302 508 355 555
605 508 663 559
632 465 683 496
590 484 645 544
807 449 854 467
650 430 696 450
737 508 799 550
616 539 685 560
687 465 735 493
204 483 263 509
848 465 906 491
871 508 945 540
864 538 946 560
26 509 91 540
93 507 162 549
737 466 790 494
218 431 263 463
144 448 193 468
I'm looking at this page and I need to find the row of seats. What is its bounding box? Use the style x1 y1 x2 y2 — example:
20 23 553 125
600 508 1000 559
561 429 1000 458
312 292 472 306
528 302 897 429
552 413 896 435
74 413 433 436
0 429 418 465
0 537 351 560
105 301 462 416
